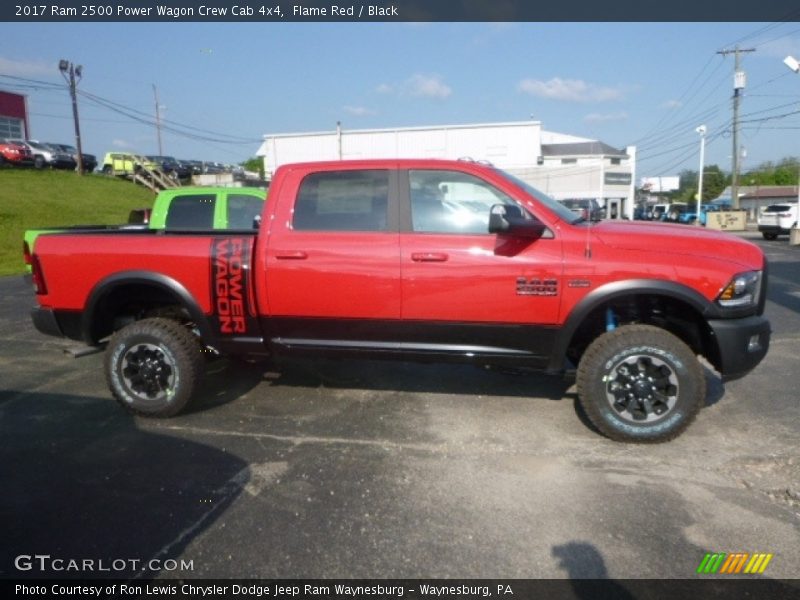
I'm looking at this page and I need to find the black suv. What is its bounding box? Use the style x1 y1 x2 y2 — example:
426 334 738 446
146 155 192 180
52 143 97 173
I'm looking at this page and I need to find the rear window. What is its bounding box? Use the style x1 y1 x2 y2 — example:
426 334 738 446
227 193 264 229
165 194 216 229
764 205 791 213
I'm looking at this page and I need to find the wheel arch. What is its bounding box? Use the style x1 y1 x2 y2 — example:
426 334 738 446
549 279 722 373
82 271 212 345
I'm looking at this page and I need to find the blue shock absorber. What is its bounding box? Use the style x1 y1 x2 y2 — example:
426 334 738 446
606 307 617 332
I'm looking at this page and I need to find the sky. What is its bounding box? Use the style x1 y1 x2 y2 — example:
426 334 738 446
2 21 800 179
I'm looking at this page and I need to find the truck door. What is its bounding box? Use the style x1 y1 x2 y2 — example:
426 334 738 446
263 167 401 347
399 168 563 366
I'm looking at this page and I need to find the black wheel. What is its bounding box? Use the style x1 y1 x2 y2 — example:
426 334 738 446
105 318 204 417
762 233 777 240
576 324 704 443
33 155 45 169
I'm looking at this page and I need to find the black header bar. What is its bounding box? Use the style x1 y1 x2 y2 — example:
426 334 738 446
4 0 800 22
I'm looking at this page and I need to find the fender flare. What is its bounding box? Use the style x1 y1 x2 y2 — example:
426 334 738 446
547 279 717 372
81 271 213 344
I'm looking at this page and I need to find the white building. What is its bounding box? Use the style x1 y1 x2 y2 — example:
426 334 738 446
256 121 636 219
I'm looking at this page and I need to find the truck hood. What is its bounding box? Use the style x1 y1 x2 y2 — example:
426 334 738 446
589 221 765 270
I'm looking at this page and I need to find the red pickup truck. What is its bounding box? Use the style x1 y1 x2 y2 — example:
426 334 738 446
28 159 770 442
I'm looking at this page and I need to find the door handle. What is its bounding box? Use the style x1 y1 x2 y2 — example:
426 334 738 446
411 252 449 262
274 250 308 260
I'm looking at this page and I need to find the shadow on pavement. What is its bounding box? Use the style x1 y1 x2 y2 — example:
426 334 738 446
0 389 249 579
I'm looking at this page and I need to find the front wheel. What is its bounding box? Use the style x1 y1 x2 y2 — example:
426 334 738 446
105 318 204 417
576 325 704 443
762 232 778 240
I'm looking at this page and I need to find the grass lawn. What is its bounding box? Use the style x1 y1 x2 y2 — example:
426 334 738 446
0 169 155 276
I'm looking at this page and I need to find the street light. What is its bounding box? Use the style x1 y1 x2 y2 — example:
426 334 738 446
783 55 800 244
695 125 706 226
58 59 84 174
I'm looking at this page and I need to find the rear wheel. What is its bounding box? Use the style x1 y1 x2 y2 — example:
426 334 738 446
105 318 204 417
576 324 704 443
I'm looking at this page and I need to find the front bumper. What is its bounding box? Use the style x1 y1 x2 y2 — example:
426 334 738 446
707 315 770 381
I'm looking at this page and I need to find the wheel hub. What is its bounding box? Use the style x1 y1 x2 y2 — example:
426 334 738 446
606 354 678 423
120 343 175 401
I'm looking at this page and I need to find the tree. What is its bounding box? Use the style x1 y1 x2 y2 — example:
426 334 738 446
240 157 264 178
700 165 726 201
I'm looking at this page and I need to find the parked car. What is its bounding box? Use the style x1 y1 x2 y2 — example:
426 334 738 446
679 203 718 225
7 140 76 170
757 203 798 240
101 152 159 175
0 139 34 167
51 143 97 173
145 155 192 180
648 202 688 222
23 186 266 272
558 198 602 221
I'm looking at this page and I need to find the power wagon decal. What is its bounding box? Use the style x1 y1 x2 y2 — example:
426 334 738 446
210 237 258 336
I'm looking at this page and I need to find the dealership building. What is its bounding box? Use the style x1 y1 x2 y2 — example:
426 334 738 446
256 121 637 219
0 90 30 140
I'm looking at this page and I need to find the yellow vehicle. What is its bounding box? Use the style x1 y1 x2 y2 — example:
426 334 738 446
101 152 159 175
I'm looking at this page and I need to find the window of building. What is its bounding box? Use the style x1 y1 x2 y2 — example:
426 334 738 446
0 116 23 140
227 194 264 229
409 169 522 235
293 170 389 232
165 194 216 229
610 158 621 165
561 158 577 164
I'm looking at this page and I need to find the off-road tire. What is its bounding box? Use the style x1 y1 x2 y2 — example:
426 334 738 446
576 324 704 443
105 318 204 417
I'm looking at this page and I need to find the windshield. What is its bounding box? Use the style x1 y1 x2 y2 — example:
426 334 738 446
494 169 585 224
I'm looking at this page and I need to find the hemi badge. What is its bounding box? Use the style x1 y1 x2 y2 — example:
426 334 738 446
568 279 592 288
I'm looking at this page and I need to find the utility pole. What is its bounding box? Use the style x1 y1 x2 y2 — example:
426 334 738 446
58 59 84 174
153 84 163 155
717 46 755 209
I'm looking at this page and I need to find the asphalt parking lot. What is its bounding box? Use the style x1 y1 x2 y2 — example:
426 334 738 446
1 232 798 583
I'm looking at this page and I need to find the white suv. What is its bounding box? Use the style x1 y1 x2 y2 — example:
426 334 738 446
758 203 798 240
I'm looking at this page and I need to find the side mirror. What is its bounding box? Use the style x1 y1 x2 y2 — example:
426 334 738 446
488 204 546 238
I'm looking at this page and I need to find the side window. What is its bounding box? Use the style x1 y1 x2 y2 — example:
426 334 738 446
165 194 216 229
227 193 264 229
293 170 389 232
409 170 520 234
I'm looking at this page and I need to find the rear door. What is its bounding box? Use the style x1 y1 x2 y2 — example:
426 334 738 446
263 166 402 348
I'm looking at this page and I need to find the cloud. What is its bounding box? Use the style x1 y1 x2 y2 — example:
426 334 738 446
518 77 625 102
660 99 682 110
583 112 628 123
0 57 55 77
407 74 452 99
376 74 452 99
343 105 376 116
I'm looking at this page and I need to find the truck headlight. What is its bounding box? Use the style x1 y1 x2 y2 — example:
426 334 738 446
717 271 761 308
